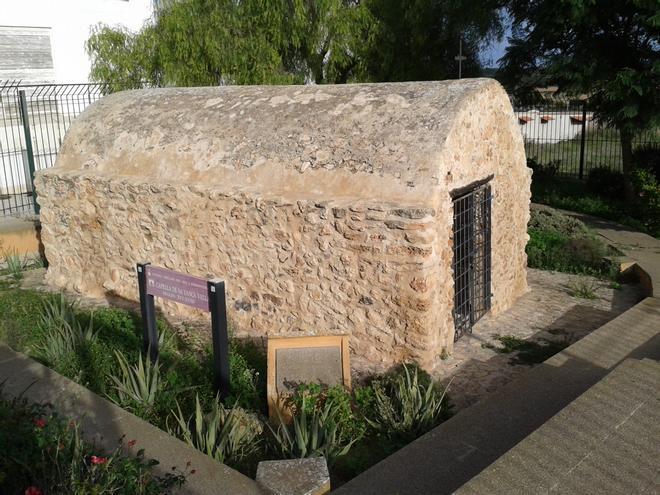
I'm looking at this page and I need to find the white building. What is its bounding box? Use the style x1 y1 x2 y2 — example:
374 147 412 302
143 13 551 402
0 0 154 83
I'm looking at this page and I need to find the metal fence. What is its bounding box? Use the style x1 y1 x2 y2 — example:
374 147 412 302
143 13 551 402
513 100 659 178
0 81 113 216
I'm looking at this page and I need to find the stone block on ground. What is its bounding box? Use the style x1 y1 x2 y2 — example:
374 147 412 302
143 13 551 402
256 457 330 495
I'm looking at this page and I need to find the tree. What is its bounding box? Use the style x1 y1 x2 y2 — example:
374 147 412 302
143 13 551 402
282 0 375 84
87 0 508 86
87 0 370 87
500 0 660 200
86 24 162 90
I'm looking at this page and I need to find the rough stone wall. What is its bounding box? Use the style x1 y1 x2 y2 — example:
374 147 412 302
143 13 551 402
35 79 531 373
431 81 531 357
37 172 441 370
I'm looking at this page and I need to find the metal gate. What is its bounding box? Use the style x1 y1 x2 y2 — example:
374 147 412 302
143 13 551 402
452 181 492 341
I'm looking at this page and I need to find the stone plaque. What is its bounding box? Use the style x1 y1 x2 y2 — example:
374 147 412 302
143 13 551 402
146 265 209 311
267 335 350 418
276 346 343 393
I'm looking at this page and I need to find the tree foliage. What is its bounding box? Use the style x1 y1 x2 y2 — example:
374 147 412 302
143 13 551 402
86 0 505 86
86 24 161 89
499 0 659 197
87 0 373 86
501 0 658 132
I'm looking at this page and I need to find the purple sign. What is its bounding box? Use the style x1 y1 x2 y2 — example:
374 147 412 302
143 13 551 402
146 265 210 311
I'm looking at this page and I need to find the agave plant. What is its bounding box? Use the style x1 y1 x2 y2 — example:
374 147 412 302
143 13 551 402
157 325 178 354
269 395 358 465
3 249 27 281
33 295 97 364
40 295 97 341
109 350 161 411
167 394 262 465
33 324 79 366
367 364 451 440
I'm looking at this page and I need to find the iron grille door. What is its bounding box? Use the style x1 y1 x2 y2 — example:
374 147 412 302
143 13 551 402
452 182 492 340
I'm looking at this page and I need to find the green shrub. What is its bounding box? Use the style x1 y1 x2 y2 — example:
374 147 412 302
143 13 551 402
92 307 141 354
586 166 624 199
526 227 613 277
532 174 659 238
527 157 560 178
365 365 451 443
269 394 358 465
289 384 366 446
75 340 115 394
0 394 185 494
528 205 590 237
167 394 262 467
225 351 261 411
632 144 660 179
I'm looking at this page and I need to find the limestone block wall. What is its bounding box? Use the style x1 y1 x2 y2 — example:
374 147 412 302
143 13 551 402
37 172 443 370
35 79 531 373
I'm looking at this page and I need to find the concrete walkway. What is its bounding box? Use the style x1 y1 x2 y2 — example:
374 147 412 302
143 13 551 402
457 358 659 495
432 268 643 412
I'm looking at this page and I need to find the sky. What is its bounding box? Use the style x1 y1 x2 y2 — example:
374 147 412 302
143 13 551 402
480 12 512 68
481 36 509 67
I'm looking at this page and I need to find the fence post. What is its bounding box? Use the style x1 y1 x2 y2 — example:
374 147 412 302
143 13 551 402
18 90 39 215
578 100 587 180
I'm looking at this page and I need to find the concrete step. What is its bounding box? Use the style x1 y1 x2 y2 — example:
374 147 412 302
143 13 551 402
457 358 660 494
336 297 660 495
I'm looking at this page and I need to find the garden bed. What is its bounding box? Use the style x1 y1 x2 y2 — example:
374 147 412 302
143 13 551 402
0 273 453 489
526 204 623 279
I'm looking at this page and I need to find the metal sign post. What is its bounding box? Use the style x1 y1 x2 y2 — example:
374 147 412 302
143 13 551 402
136 262 231 398
136 262 159 362
208 280 230 396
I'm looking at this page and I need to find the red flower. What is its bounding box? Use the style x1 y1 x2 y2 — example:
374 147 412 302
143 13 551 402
128 439 137 448
25 487 43 495
33 418 47 429
90 455 108 465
